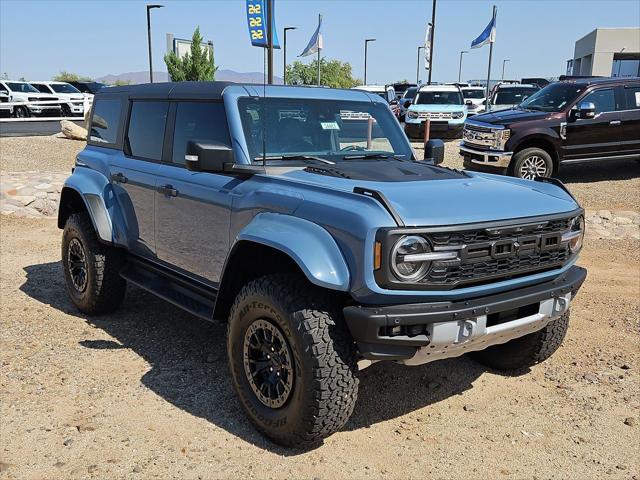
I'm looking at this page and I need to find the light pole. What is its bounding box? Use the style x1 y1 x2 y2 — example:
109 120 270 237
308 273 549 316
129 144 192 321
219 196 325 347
283 26 297 85
364 38 376 85
501 59 510 81
427 0 437 84
416 46 425 84
146 4 164 83
458 50 468 83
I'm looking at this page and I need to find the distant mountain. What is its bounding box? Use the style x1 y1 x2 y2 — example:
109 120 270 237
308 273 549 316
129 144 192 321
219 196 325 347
95 69 283 85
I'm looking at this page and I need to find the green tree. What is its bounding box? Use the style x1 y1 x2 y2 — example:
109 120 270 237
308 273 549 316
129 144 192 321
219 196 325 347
164 27 217 81
285 58 361 89
53 71 93 82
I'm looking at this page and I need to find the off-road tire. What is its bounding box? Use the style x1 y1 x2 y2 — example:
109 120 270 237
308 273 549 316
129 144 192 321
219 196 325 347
510 147 554 179
227 273 359 448
14 106 29 118
61 104 72 117
470 311 570 371
61 212 126 315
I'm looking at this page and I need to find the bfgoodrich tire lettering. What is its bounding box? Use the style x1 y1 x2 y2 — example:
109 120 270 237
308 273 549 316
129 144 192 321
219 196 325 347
470 311 570 371
61 212 126 315
227 273 359 448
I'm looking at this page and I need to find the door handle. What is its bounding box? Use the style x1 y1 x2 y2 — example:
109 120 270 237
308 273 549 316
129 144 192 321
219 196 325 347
609 120 621 126
158 184 178 197
110 172 127 183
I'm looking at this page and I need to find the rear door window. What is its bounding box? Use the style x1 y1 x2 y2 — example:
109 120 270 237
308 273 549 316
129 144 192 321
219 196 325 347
32 84 52 94
126 101 169 161
171 102 230 165
623 86 640 109
89 98 122 145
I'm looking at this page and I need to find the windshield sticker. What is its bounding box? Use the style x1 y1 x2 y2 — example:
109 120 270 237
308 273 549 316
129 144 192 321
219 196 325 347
321 121 340 130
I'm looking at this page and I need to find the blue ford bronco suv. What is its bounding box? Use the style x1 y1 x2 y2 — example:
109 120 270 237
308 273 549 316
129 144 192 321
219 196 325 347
59 82 587 447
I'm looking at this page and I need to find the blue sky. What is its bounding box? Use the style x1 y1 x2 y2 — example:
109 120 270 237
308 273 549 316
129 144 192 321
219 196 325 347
1 0 638 83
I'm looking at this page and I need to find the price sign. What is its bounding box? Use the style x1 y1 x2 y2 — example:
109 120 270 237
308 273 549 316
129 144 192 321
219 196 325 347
246 0 280 48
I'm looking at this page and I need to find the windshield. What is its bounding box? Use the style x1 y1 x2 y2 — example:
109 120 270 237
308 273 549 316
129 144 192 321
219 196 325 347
415 90 463 105
6 82 39 93
237 97 412 163
519 83 586 112
51 83 81 94
462 89 485 99
493 87 538 105
403 87 418 99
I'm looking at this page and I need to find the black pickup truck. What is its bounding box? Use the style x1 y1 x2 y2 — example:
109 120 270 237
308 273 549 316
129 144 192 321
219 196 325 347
460 77 640 179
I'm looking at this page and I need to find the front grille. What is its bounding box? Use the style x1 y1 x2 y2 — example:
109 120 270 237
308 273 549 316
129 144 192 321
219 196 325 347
462 124 496 148
419 111 453 120
422 217 572 288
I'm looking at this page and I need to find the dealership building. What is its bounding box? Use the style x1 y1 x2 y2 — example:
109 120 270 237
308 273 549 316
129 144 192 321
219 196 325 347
567 27 640 77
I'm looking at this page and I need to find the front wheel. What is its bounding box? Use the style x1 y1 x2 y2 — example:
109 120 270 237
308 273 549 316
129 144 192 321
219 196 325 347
14 106 30 118
510 147 554 180
470 311 570 371
227 274 359 448
62 212 127 315
61 104 72 117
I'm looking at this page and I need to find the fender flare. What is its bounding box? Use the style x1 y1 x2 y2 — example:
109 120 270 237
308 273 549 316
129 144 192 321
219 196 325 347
58 167 121 245
234 212 351 291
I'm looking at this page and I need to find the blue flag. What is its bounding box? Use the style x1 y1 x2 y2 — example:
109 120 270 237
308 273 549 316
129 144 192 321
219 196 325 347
300 15 323 57
471 8 496 49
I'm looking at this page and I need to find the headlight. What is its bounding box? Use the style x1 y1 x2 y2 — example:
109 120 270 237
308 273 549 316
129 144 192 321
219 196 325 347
407 110 419 119
391 236 431 281
451 111 464 119
493 128 511 149
562 215 585 253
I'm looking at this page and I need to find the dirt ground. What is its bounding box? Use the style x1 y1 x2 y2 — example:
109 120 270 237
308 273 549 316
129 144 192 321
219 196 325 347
1 135 639 479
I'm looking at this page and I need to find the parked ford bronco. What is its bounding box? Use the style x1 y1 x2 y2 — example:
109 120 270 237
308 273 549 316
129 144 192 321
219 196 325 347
461 77 640 179
59 82 587 447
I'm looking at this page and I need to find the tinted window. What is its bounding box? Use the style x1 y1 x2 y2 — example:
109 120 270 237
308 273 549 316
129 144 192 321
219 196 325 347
6 82 39 93
32 84 51 94
403 87 418 99
89 99 122 144
462 89 485 99
520 83 585 112
494 88 538 105
624 86 640 110
127 101 169 160
580 88 616 113
415 90 463 105
171 102 230 165
51 83 81 94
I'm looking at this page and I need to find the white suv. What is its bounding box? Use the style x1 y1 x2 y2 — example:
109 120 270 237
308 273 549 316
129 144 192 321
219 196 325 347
30 81 86 117
0 81 62 118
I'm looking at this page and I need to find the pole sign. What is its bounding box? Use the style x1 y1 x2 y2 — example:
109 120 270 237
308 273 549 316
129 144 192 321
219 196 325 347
246 0 280 49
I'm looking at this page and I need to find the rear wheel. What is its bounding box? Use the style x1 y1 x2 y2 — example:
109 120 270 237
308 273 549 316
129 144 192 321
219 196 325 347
227 273 359 448
61 212 126 315
510 147 554 180
470 311 570 371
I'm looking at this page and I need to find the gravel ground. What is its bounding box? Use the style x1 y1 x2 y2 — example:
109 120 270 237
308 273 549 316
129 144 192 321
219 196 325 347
0 134 639 479
0 216 638 479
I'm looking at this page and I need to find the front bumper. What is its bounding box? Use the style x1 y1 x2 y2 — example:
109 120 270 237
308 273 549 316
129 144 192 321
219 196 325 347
405 121 464 139
460 143 513 169
343 265 586 363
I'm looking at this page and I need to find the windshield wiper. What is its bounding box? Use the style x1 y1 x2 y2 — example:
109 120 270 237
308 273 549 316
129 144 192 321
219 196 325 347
342 153 405 161
255 155 335 165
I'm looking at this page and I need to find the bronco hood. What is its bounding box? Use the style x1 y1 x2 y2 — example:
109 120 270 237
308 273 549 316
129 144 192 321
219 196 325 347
278 162 578 226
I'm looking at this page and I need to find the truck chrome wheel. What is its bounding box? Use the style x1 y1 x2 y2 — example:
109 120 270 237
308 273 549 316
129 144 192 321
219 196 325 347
67 238 88 293
519 155 548 179
243 318 294 408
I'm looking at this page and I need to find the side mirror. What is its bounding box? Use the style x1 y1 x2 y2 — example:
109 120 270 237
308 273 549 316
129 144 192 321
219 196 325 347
465 100 473 105
423 139 444 164
389 99 398 106
403 100 412 108
576 101 596 120
185 141 234 172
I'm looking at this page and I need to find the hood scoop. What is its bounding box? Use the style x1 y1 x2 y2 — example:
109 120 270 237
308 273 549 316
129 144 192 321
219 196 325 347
303 160 468 182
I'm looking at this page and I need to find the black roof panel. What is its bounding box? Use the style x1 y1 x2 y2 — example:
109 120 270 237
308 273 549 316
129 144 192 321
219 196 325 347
103 81 235 99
